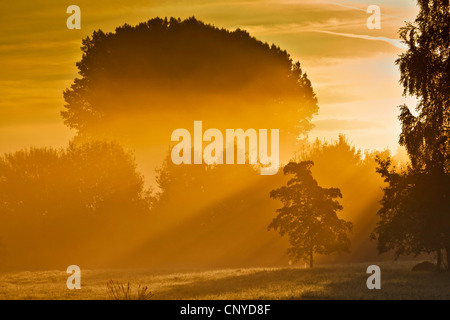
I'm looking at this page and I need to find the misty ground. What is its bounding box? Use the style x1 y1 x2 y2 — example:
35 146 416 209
0 261 448 300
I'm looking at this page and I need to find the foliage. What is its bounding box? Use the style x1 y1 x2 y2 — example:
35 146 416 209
396 0 449 171
372 0 449 267
62 17 318 142
373 157 450 258
0 140 152 269
269 161 352 266
0 140 151 218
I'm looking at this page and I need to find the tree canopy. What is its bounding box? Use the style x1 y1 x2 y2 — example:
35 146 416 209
0 141 150 218
396 0 449 171
62 17 318 153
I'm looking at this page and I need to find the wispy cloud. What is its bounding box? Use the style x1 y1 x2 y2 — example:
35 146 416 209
322 0 408 21
311 30 407 49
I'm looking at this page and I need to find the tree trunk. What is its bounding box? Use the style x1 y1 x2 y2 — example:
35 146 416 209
309 247 314 268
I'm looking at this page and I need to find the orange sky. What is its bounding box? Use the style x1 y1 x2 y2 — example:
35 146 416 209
0 0 419 155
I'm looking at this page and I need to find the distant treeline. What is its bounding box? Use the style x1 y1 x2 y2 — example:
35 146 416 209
0 136 403 271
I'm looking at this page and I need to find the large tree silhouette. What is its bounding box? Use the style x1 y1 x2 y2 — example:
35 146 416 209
372 0 449 270
62 17 318 163
269 161 352 268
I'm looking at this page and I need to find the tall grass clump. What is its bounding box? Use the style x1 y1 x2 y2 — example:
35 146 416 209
106 280 154 300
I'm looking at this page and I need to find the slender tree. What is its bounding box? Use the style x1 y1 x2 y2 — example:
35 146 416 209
269 161 352 268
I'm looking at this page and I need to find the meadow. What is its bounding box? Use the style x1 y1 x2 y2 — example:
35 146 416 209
0 261 448 300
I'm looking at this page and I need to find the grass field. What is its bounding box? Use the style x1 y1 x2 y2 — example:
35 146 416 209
0 261 448 300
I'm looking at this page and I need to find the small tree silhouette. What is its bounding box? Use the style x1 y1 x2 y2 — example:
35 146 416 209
269 161 352 267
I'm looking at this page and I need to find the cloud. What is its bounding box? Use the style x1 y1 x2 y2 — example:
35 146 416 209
311 30 408 49
323 1 407 21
